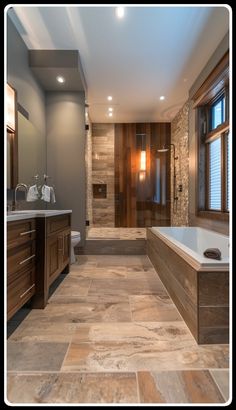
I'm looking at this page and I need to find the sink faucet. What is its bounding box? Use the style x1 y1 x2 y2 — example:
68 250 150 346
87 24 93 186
13 183 28 210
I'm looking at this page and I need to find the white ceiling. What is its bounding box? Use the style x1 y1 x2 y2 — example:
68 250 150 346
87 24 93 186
8 5 229 123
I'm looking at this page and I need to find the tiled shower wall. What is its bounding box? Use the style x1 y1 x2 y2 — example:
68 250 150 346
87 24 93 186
170 101 190 226
91 123 115 227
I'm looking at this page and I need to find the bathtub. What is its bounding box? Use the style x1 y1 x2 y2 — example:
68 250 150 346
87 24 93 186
150 227 229 270
147 226 229 344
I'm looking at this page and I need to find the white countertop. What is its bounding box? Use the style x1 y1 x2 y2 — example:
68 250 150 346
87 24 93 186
7 210 72 222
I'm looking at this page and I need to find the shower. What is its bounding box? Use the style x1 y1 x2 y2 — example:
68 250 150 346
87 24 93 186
157 143 178 212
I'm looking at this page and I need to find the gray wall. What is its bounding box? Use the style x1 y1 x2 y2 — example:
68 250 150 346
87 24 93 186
188 32 229 235
7 16 46 137
46 92 86 245
7 15 46 209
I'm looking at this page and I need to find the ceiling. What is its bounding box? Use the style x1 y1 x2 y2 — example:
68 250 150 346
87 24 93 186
8 5 229 123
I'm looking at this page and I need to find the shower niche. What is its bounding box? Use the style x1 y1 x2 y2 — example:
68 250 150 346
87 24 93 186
93 183 107 199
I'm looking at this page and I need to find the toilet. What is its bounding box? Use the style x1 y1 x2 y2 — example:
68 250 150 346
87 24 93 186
71 231 81 264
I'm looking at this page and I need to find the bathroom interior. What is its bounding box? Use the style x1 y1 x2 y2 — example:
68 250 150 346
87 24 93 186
5 5 231 406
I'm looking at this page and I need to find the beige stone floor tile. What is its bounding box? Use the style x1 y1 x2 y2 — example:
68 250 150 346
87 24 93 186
129 295 182 322
50 277 91 297
88 278 167 296
62 340 229 372
71 321 191 343
95 255 150 267
47 294 129 304
69 266 127 279
210 369 230 402
8 321 81 342
7 372 138 404
19 300 131 324
7 342 69 372
137 370 224 403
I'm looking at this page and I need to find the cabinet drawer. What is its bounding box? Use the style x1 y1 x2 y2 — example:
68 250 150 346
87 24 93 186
7 241 36 277
7 266 35 320
7 219 36 249
46 214 70 236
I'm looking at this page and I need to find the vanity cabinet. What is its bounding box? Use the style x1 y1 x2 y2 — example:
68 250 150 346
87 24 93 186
33 213 71 309
46 215 71 286
7 212 71 318
7 219 36 320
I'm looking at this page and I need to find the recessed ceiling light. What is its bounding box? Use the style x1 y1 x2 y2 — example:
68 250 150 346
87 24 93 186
107 96 112 101
115 7 125 19
160 96 165 100
108 107 113 112
108 112 113 117
57 76 65 83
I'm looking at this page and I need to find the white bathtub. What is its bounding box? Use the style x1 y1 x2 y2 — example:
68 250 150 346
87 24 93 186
150 226 229 270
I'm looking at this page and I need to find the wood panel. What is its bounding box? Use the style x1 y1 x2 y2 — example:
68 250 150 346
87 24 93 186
77 239 147 255
147 230 198 341
115 122 171 227
7 219 36 250
147 228 229 344
46 215 70 236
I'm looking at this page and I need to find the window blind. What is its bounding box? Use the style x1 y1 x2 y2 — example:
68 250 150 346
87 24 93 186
209 137 221 210
226 133 230 210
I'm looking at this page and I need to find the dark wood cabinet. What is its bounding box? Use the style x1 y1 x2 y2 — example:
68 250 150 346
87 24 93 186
7 219 36 320
7 213 71 318
33 214 71 308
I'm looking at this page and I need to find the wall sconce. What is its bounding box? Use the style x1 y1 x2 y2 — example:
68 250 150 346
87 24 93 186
137 133 146 181
140 149 146 171
6 83 16 132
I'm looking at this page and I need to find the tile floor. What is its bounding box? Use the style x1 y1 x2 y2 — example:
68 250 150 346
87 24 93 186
7 255 230 404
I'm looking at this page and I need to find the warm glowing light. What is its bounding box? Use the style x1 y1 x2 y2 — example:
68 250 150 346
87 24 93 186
107 96 112 101
108 107 113 112
140 150 146 171
108 112 113 117
6 84 15 132
139 171 146 181
160 96 165 100
116 7 125 18
56 76 65 83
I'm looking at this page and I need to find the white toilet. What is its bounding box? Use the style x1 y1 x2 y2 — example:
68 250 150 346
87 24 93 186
71 231 81 264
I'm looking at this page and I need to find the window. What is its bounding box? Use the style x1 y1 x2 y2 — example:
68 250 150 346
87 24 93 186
210 95 225 130
193 51 230 219
208 137 221 210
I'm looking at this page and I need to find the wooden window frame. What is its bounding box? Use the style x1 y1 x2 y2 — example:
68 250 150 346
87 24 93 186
194 51 229 222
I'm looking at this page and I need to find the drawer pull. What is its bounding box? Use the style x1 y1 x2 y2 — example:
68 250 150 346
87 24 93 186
19 254 35 265
20 229 36 236
20 284 35 298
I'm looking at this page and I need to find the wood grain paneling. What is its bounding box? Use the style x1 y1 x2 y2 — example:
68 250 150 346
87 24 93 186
115 122 170 227
147 228 229 344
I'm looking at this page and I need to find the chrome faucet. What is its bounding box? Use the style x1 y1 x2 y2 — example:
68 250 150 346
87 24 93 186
13 183 28 210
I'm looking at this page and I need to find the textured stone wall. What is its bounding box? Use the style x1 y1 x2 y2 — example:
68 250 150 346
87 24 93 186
170 101 190 226
85 112 93 225
91 123 115 226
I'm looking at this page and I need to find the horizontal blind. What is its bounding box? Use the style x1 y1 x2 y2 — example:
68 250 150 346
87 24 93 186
226 132 230 210
209 137 221 210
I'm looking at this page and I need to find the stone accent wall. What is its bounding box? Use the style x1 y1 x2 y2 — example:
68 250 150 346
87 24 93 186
170 101 190 226
91 123 115 226
85 113 93 225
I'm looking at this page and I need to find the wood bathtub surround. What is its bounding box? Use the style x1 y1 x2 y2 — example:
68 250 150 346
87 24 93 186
147 229 229 344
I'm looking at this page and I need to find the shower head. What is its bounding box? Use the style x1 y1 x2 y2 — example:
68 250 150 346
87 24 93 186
157 145 169 152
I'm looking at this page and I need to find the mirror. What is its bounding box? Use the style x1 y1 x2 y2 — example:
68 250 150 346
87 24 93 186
18 112 46 185
7 110 46 199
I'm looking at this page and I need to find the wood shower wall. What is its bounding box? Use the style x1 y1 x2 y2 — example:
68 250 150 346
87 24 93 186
115 122 171 227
